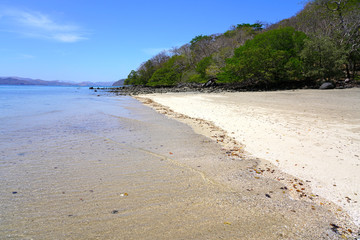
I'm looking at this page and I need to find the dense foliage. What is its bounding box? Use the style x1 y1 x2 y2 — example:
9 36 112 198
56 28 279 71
273 0 360 82
124 0 360 88
147 55 187 86
219 27 307 86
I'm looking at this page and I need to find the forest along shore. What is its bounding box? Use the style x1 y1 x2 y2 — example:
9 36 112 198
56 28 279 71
135 88 360 229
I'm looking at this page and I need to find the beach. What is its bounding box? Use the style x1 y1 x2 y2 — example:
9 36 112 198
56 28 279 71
1 86 359 239
137 88 360 228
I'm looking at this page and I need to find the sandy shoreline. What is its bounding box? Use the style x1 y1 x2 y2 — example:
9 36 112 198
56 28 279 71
3 87 360 238
4 92 357 239
137 88 360 226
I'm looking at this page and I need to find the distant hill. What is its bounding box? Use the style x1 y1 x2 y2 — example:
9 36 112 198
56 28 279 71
112 79 125 86
0 77 114 87
0 77 76 86
77 81 114 87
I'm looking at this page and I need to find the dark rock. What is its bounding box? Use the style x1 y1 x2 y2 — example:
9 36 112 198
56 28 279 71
101 78 360 95
176 82 202 88
319 82 335 90
202 78 217 88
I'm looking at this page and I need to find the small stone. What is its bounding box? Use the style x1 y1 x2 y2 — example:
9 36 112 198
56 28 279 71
330 223 340 233
319 82 335 90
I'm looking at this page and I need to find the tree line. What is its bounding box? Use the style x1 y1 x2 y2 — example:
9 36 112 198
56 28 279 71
124 0 360 88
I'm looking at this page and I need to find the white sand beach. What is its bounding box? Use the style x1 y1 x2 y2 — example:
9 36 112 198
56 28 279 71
138 88 360 226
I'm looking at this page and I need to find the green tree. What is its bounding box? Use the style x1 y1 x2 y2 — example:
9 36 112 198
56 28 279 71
236 23 263 31
147 55 187 86
190 35 216 62
274 0 360 80
300 36 346 80
195 56 213 79
136 60 156 84
124 70 141 85
124 51 170 85
219 27 307 86
313 0 360 79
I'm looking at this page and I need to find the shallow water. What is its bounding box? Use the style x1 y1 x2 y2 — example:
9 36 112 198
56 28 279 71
0 86 350 239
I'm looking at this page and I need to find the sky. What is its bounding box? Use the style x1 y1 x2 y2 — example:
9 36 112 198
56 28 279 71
0 0 307 83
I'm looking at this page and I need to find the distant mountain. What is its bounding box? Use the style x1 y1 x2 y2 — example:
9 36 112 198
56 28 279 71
0 77 114 87
112 79 125 86
0 77 76 86
77 81 114 87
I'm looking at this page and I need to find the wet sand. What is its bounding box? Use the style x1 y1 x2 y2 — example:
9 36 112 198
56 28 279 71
138 88 360 230
1 91 358 239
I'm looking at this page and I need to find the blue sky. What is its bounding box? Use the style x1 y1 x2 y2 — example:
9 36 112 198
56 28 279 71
0 0 306 83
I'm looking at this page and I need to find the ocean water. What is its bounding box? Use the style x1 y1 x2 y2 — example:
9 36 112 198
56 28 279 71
0 86 132 133
0 86 145 238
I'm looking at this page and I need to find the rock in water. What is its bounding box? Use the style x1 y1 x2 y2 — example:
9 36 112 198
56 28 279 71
319 82 335 90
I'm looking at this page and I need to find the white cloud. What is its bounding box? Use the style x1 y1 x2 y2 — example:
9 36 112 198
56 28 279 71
0 8 87 43
53 33 86 43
